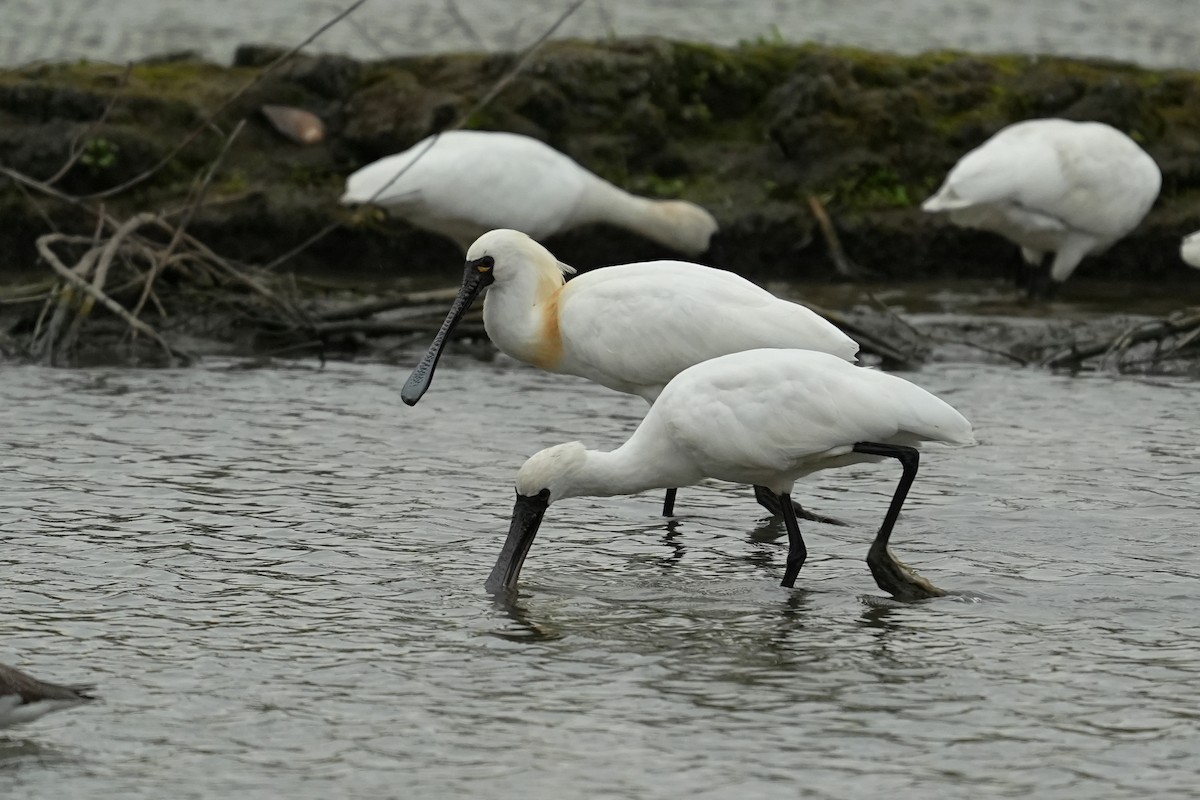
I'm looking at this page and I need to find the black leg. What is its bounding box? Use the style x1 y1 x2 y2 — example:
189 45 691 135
851 442 946 601
778 492 807 588
1025 267 1058 301
662 488 677 517
753 485 848 526
1015 252 1046 296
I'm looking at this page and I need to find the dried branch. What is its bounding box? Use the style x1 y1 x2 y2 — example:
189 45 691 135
863 290 1030 366
806 194 872 280
35 233 178 364
130 120 247 321
1041 310 1200 371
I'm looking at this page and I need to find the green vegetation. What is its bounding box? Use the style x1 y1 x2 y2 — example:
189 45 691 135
0 38 1196 281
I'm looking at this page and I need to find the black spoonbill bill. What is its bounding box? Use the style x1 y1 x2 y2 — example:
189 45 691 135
487 348 975 601
1182 230 1200 269
340 130 718 255
0 662 97 728
922 118 1160 298
401 229 861 521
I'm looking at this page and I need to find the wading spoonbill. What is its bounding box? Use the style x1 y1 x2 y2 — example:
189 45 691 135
922 118 1160 298
341 130 718 254
0 662 96 728
487 348 974 600
401 229 860 521
1182 230 1200 269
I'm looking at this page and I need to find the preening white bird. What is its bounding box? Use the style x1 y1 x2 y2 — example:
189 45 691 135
0 662 96 728
1181 230 1200 269
486 348 975 600
340 130 719 255
922 118 1161 297
401 229 861 520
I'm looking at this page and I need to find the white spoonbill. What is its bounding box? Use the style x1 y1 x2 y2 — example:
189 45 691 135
1182 230 1200 269
401 229 860 521
340 130 718 255
0 662 96 728
486 348 975 600
922 118 1161 297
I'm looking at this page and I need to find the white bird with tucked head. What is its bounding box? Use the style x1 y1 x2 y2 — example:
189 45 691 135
1182 230 1200 269
341 130 718 255
922 118 1161 297
487 348 975 600
0 662 96 728
401 229 860 520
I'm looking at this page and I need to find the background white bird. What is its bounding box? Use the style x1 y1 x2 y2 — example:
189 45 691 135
0 662 96 728
1181 230 1200 269
922 118 1161 297
401 229 860 521
341 130 718 255
487 348 975 600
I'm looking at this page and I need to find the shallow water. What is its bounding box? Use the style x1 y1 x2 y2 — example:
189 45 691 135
2 347 1199 799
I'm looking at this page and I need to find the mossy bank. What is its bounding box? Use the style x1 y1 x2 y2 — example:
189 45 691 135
2 37 1199 286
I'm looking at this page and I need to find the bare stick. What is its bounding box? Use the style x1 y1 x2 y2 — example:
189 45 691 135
1041 313 1200 370
0 166 121 231
806 194 866 279
131 120 246 321
863 290 1029 366
60 212 161 352
83 0 370 200
33 246 101 356
35 234 177 364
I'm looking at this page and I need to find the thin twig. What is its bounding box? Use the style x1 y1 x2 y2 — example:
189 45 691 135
260 0 588 272
35 234 177 364
0 166 121 231
863 290 1029 366
44 63 133 186
131 120 246 322
61 212 160 353
806 194 867 280
83 0 370 199
1041 313 1200 370
445 0 488 50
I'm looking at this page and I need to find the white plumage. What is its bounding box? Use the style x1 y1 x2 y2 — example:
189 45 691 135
406 229 857 403
0 662 96 728
923 118 1161 293
1182 230 1200 269
341 130 718 254
489 348 974 599
402 229 860 519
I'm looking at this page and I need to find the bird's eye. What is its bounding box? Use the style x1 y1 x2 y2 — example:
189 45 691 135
474 255 495 273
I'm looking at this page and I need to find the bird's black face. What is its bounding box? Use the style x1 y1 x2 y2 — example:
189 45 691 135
484 489 551 594
400 256 496 406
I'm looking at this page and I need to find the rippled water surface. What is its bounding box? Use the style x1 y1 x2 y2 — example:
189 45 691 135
2 350 1199 799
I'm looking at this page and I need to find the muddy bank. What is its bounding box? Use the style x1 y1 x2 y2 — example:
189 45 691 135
1 38 1199 284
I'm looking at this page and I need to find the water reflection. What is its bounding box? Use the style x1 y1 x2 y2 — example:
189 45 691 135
1 358 1198 799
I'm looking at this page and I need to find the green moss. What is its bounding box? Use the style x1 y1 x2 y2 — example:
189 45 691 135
834 165 915 209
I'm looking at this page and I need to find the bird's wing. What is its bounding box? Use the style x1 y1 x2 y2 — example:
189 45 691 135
343 132 596 239
556 264 858 395
653 350 972 477
927 121 1160 238
927 124 1070 213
